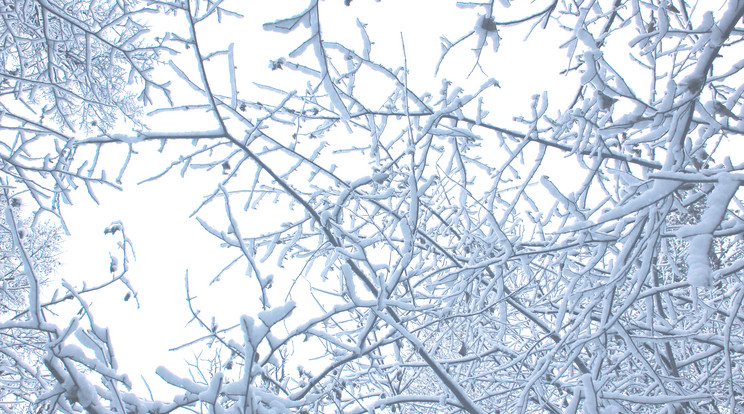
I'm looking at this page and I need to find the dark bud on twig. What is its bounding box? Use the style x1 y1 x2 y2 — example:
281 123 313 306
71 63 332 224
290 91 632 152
372 172 389 183
691 150 710 170
597 91 618 109
222 161 231 174
458 342 467 356
681 75 704 93
124 292 131 301
713 102 740 120
104 224 121 235
9 198 20 208
345 0 352 5
480 16 498 32
269 58 285 71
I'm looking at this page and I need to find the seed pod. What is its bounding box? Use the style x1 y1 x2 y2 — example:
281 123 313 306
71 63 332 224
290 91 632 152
597 91 618 109
713 102 740 120
458 342 467 356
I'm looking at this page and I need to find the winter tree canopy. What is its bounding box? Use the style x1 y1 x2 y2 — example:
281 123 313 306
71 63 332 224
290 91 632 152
2 0 744 413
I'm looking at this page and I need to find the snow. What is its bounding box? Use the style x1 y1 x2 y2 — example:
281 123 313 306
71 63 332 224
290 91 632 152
687 234 714 287
155 366 203 394
58 342 127 385
600 392 710 404
15 0 744 412
675 174 740 287
342 263 361 303
580 374 598 414
4 206 41 323
676 174 739 238
198 372 223 401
